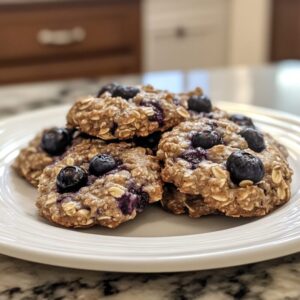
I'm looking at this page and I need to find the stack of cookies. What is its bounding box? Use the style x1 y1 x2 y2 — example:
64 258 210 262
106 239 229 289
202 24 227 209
14 84 293 229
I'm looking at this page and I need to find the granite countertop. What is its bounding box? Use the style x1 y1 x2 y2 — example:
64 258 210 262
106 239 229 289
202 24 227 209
0 63 299 300
1 254 300 299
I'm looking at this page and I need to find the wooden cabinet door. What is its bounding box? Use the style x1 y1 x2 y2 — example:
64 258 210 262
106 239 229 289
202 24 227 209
271 0 300 61
0 0 141 84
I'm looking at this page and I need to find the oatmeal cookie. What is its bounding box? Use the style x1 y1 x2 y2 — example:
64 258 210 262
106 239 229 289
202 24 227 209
66 84 189 140
37 140 163 228
13 128 84 187
157 118 293 217
162 184 216 217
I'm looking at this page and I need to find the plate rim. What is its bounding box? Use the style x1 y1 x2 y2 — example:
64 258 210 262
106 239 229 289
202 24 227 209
0 102 300 272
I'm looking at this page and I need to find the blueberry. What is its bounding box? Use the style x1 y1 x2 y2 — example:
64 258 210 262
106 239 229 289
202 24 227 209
89 154 117 176
41 127 72 156
181 148 207 166
134 132 162 151
118 192 138 215
136 192 149 212
112 85 140 100
149 108 164 126
240 128 266 152
229 114 255 128
117 188 149 215
56 166 87 193
226 151 264 184
142 102 164 126
187 95 212 113
191 130 222 149
96 83 117 97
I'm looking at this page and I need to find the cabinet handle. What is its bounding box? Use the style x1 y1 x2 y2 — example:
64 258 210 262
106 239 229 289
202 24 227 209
175 27 187 38
37 27 86 46
155 26 214 39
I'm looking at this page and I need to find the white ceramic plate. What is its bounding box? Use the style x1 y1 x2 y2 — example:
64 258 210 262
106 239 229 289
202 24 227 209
0 103 299 272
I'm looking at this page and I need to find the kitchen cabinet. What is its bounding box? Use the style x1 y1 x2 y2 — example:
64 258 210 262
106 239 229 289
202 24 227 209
0 0 141 84
271 0 300 61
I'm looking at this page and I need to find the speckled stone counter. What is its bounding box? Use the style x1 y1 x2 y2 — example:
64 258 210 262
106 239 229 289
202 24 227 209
1 254 300 299
0 63 299 300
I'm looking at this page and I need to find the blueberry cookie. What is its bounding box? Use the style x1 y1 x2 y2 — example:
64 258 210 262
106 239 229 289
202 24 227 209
162 184 216 217
14 127 83 187
178 87 228 120
66 84 189 140
37 139 163 228
157 118 293 217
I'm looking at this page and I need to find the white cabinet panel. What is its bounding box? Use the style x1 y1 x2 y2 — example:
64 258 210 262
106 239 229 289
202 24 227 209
143 0 230 71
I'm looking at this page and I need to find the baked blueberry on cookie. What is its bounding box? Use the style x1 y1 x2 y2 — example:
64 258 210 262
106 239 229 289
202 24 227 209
229 114 256 128
178 87 228 120
14 127 82 187
67 84 189 140
37 139 162 228
157 118 293 217
133 131 162 153
97 83 140 100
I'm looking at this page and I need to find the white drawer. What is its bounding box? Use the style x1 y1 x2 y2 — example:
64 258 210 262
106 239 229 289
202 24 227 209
144 0 228 18
144 23 228 71
144 0 229 29
142 0 229 71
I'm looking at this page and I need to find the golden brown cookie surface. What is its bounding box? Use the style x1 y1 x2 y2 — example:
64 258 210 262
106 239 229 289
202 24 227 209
157 118 293 217
67 85 189 140
37 140 163 228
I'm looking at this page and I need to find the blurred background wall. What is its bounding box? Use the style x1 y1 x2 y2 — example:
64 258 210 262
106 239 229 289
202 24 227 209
0 0 299 84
